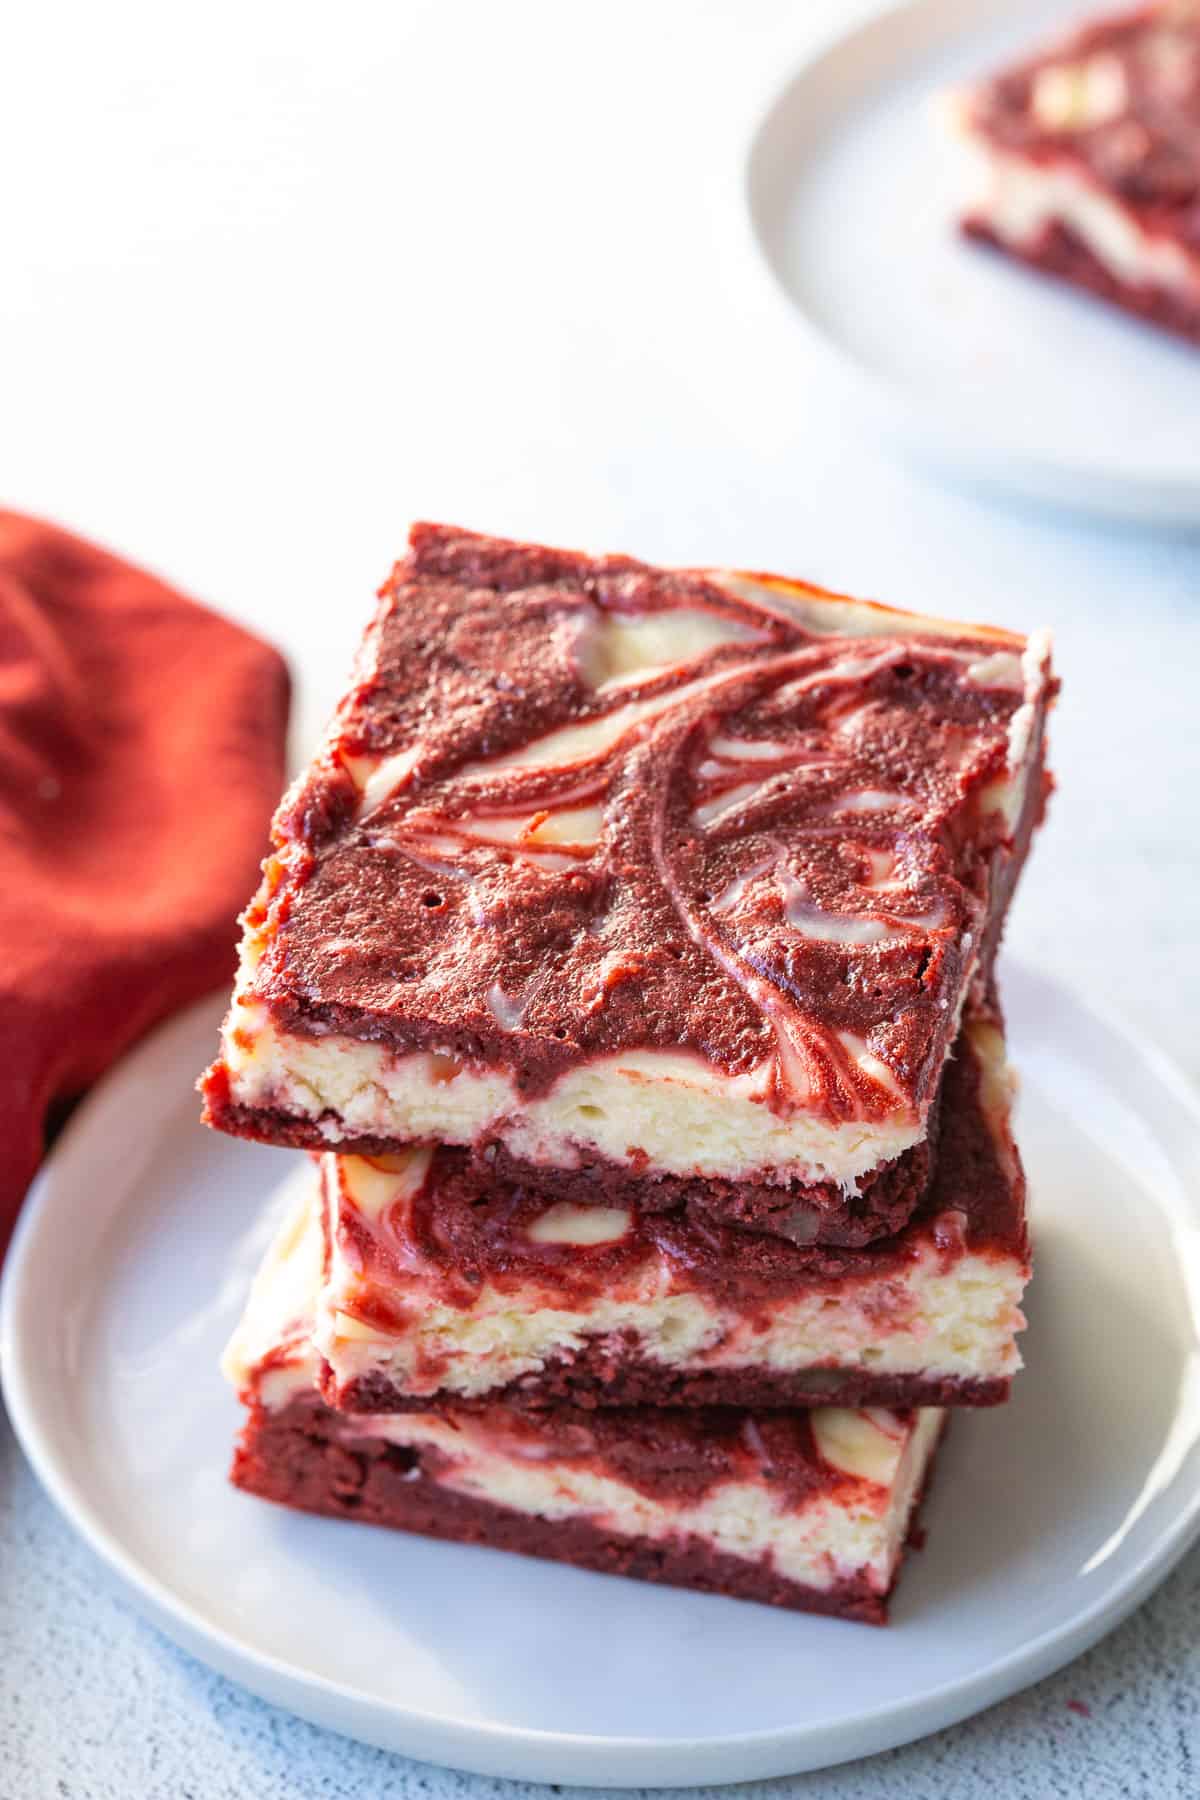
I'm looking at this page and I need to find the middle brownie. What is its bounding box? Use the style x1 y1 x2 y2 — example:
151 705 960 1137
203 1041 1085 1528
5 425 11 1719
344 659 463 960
315 1009 1029 1415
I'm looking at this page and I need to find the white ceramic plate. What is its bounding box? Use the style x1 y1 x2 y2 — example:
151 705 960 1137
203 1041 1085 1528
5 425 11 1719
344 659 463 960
3 961 1200 1786
744 0 1200 523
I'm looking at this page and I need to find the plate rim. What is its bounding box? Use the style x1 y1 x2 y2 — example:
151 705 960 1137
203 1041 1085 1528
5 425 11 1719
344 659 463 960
3 968 1200 1785
738 0 1200 522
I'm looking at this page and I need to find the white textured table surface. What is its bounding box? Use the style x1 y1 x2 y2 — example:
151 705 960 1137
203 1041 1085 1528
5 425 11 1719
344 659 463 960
2 1 1199 1795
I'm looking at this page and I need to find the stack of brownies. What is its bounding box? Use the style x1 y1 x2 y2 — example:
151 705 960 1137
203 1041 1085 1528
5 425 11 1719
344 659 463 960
204 523 1056 1624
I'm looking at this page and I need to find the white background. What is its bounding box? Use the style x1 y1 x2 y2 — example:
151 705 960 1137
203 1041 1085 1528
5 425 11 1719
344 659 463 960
2 1 1198 1795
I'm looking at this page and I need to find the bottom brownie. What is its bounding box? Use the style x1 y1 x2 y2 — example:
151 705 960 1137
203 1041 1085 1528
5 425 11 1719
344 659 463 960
231 1390 945 1623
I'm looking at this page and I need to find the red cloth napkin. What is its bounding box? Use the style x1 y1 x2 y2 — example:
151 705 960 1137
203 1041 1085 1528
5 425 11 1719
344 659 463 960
0 512 289 1260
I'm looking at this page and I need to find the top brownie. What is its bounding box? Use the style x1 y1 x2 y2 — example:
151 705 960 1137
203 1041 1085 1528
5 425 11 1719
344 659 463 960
202 524 1053 1208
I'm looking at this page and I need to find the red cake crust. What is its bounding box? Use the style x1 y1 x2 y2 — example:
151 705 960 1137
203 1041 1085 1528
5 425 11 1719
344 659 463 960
231 1392 940 1622
328 1358 1007 1415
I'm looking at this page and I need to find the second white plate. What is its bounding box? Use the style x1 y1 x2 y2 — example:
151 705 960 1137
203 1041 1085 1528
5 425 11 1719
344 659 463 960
3 961 1200 1785
745 0 1200 522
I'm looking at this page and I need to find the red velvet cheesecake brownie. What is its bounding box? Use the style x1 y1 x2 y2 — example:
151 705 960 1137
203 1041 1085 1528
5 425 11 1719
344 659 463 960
315 1009 1028 1414
950 2 1200 342
203 524 1053 1248
223 1189 945 1622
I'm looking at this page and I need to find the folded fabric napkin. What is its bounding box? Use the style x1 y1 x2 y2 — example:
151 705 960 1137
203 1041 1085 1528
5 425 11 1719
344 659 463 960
0 511 289 1261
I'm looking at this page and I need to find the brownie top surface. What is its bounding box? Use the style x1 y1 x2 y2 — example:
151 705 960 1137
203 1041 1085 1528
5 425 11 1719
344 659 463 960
249 523 1046 1121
